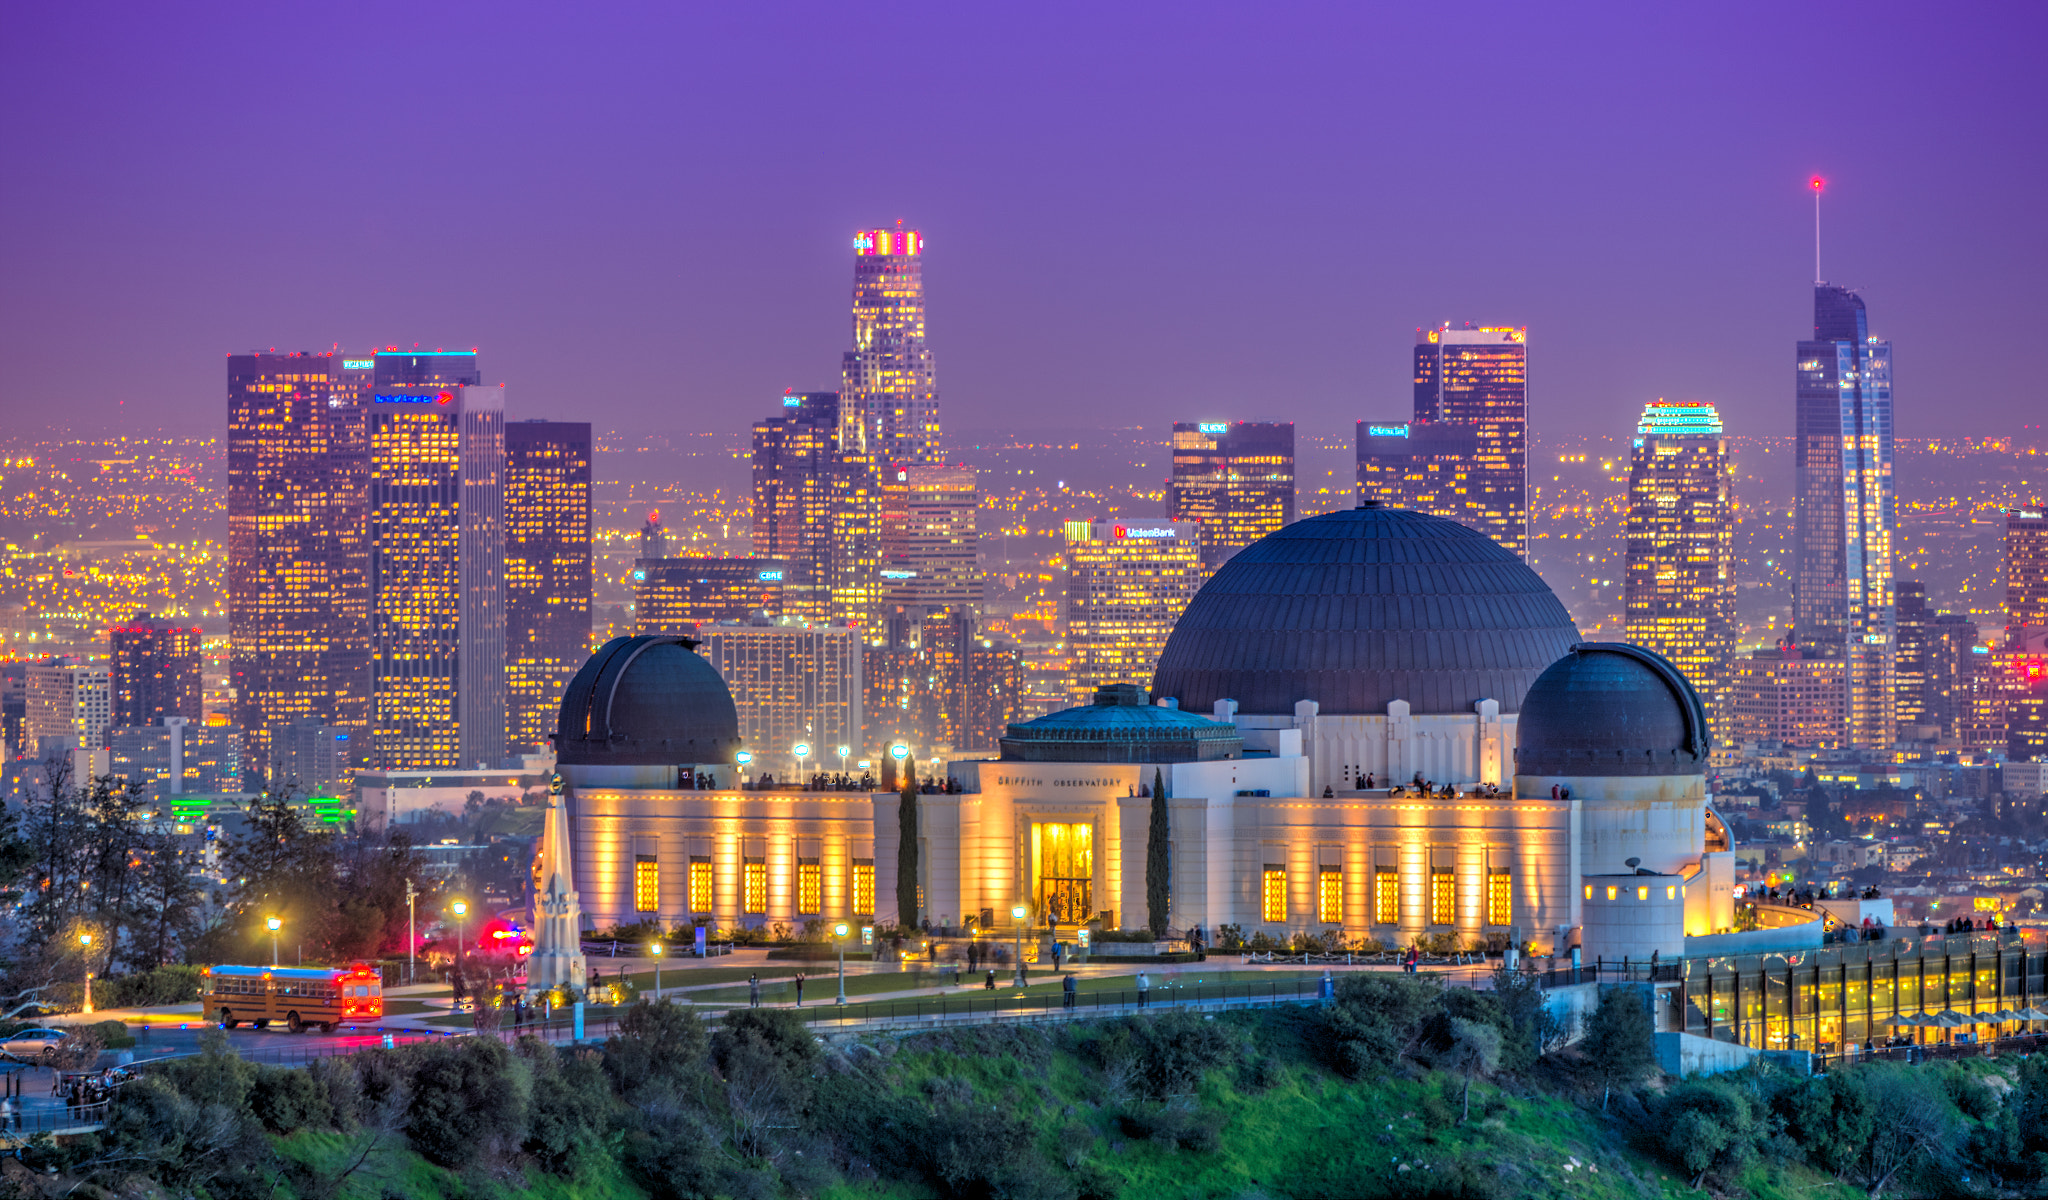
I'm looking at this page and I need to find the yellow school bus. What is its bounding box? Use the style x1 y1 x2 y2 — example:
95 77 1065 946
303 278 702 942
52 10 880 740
201 963 383 1032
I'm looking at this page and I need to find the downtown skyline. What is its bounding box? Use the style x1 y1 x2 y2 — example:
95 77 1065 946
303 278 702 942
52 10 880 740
3 4 2045 444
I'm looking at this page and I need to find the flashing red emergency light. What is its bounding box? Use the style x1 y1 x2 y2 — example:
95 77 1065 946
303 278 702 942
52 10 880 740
1810 176 1825 192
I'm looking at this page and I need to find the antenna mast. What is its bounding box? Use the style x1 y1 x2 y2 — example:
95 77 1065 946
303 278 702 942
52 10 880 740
1809 176 1825 284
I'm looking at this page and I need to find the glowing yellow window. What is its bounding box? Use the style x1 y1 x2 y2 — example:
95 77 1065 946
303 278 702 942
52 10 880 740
743 858 767 914
1261 866 1287 923
688 858 712 912
1374 870 1399 925
852 859 875 915
1667 885 1678 900
1318 868 1343 924
1487 871 1512 927
1431 871 1455 926
1637 886 1650 901
633 856 658 913
1583 884 1593 900
1606 886 1618 901
796 859 821 915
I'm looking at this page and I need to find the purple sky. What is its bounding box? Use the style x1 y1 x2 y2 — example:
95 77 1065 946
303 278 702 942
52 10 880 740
3 2 2044 442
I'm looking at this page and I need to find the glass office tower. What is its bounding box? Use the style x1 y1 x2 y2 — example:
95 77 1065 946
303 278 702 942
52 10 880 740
1169 422 1296 570
751 390 883 628
505 420 592 757
1793 286 1896 749
842 226 939 467
226 352 373 775
1622 401 1734 742
1409 326 1529 558
367 353 506 770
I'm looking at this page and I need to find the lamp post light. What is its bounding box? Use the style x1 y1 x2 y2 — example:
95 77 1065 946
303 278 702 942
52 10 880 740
405 877 417 985
1012 905 1028 988
736 750 753 789
451 899 468 977
834 922 849 1004
836 745 850 777
266 916 282 967
79 932 94 1015
650 941 664 1001
793 742 810 783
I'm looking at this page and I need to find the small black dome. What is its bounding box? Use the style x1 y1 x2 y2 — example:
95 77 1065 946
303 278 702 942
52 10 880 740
1151 506 1581 715
1514 643 1709 777
555 636 742 766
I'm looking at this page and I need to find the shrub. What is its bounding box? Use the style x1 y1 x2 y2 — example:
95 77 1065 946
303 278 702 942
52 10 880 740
401 1035 529 1170
521 1041 616 1174
1652 1078 1769 1188
88 1019 135 1049
248 1063 335 1134
1580 985 1656 1111
604 997 708 1101
1316 972 1437 1078
101 964 206 1008
1117 1100 1226 1151
1086 1009 1236 1100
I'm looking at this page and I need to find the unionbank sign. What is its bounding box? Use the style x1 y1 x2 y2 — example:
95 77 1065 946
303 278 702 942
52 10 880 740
1113 525 1177 539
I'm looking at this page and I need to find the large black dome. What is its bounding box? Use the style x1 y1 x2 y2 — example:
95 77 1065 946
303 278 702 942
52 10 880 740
555 636 743 766
1150 505 1581 715
1514 643 1709 777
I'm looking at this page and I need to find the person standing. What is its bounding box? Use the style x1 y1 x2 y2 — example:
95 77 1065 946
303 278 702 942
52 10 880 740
1137 971 1150 1008
1063 972 1077 1009
748 973 761 1007
794 972 806 1006
1404 945 1419 975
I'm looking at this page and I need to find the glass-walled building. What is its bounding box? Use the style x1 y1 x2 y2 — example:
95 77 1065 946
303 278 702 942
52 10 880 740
1169 421 1295 571
1622 401 1734 744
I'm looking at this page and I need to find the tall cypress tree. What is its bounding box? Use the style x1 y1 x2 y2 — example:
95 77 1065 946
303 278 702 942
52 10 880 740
1146 766 1170 938
896 773 919 929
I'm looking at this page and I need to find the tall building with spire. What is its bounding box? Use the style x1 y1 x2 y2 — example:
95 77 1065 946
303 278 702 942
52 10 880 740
1792 285 1896 749
842 227 938 467
227 351 373 774
1622 401 1734 741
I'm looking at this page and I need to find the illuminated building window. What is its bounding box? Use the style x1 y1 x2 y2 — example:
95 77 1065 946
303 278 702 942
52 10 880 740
1431 870 1455 926
797 858 821 915
688 857 712 912
1487 871 1512 927
1031 822 1093 924
1606 886 1618 901
1374 869 1400 925
633 856 659 913
1583 884 1593 900
852 859 875 915
744 858 767 914
1317 868 1343 925
1261 866 1287 923
1637 886 1650 901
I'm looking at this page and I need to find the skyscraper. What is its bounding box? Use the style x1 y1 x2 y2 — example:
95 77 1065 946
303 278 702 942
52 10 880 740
2006 506 2048 760
751 391 882 628
1407 326 1529 556
1621 402 1734 739
635 557 787 633
1065 520 1204 703
110 614 204 728
1793 285 1895 749
227 351 373 773
1169 422 1296 570
1355 420 1483 517
695 622 865 778
23 657 111 756
506 420 592 758
367 354 507 770
880 463 982 618
842 227 938 466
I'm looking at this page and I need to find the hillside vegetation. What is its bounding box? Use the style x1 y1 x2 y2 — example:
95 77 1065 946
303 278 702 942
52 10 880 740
19 972 2048 1199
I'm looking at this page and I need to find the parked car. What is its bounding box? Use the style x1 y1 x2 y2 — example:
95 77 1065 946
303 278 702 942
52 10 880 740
0 1028 68 1062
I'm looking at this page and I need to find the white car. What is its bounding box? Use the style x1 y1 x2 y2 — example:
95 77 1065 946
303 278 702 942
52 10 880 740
0 1028 68 1062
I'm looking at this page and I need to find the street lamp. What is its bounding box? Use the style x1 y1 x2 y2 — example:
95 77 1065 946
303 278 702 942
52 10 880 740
736 750 753 789
1012 905 1028 988
650 941 664 1001
836 745 850 777
266 916 281 967
793 743 810 782
451 899 468 977
79 932 94 1015
834 922 849 1005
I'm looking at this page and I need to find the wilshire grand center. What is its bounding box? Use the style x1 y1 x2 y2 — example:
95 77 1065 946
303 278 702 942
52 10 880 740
1793 284 1896 749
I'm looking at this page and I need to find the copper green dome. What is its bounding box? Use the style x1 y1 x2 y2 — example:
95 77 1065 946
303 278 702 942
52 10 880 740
999 684 1243 763
1150 505 1581 715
